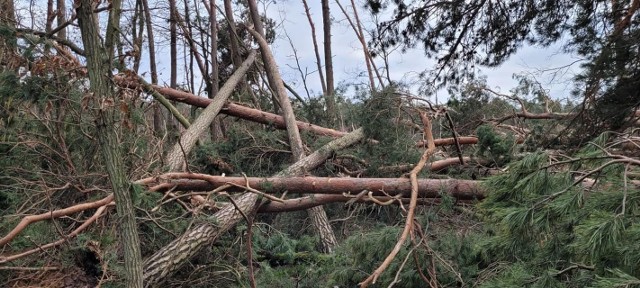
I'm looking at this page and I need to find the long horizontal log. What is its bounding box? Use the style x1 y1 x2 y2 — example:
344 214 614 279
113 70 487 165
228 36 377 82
115 77 345 137
258 195 473 213
141 127 365 286
142 173 484 200
115 77 478 146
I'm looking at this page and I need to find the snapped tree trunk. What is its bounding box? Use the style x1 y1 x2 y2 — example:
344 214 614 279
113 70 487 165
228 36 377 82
76 0 143 287
245 17 338 253
165 50 257 171
141 128 365 287
114 78 483 146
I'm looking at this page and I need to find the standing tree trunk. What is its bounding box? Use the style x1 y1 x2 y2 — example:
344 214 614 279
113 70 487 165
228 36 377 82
56 0 66 40
0 0 16 70
168 0 179 140
302 0 327 95
141 0 164 137
321 0 337 126
76 0 143 287
209 0 223 141
142 129 365 286
223 0 255 107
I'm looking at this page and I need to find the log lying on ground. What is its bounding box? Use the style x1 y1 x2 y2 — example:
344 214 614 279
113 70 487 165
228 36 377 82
141 174 484 200
140 128 365 287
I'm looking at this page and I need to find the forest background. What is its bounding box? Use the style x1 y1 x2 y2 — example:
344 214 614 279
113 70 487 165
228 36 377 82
1 0 640 287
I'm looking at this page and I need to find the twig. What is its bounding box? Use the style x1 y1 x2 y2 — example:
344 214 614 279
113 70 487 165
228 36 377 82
225 183 284 203
0 266 60 271
387 247 415 288
0 195 114 246
1 204 110 264
445 112 465 165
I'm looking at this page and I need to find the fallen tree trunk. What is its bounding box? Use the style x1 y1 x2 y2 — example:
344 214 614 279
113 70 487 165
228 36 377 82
165 50 257 171
140 174 484 200
115 76 346 137
258 195 471 213
115 77 480 146
140 128 365 287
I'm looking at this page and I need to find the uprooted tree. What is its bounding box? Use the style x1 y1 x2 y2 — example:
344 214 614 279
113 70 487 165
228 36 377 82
2 0 640 287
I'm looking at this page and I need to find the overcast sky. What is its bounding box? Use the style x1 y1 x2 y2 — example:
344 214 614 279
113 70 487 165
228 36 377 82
264 0 584 104
13 0 584 104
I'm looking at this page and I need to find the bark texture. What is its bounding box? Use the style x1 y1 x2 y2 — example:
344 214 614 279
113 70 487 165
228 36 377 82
0 0 16 69
165 50 256 171
321 0 337 124
143 174 483 200
76 0 143 286
141 128 365 286
245 15 338 252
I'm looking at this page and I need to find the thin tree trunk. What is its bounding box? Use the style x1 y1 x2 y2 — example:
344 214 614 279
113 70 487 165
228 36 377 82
223 0 255 107
76 0 143 286
348 0 374 88
246 0 282 105
209 0 223 141
302 0 327 95
335 0 383 89
46 0 54 34
223 0 243 70
141 0 164 136
244 24 305 160
131 0 144 73
56 0 66 40
141 128 365 287
0 0 16 70
168 0 179 138
321 0 337 126
165 50 257 171
115 78 483 147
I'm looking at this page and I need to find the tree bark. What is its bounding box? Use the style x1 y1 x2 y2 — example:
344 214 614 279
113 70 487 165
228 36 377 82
115 77 483 147
0 0 16 70
142 174 483 200
56 0 66 40
321 0 337 125
141 127 365 287
141 0 164 137
76 0 143 286
245 19 339 252
208 0 223 141
165 50 257 171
